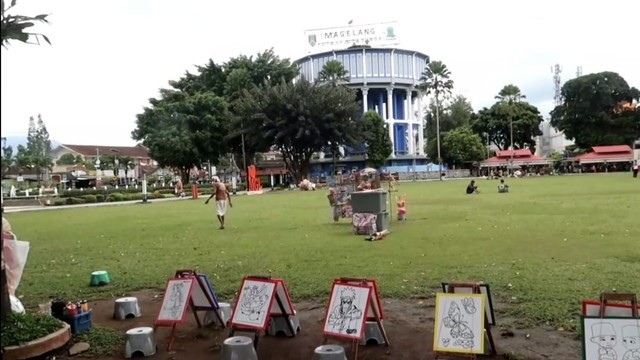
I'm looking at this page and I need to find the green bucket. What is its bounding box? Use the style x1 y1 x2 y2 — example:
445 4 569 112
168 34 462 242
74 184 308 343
90 270 110 286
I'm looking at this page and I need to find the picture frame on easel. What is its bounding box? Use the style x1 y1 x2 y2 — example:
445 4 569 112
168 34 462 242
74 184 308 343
322 282 372 341
154 277 197 350
433 293 486 356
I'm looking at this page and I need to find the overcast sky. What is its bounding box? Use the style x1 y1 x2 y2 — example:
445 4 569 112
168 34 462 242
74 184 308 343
2 0 638 146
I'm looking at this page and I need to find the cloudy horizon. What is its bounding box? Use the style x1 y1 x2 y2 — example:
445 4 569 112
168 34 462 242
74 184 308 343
1 0 638 146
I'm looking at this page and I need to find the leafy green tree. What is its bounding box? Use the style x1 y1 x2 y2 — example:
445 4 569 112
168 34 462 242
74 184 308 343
237 78 361 182
471 85 543 151
550 71 640 149
18 114 53 182
362 111 392 168
56 153 76 165
1 0 50 48
418 60 454 174
424 95 474 161
440 126 486 167
132 90 229 184
1 139 13 171
317 59 349 85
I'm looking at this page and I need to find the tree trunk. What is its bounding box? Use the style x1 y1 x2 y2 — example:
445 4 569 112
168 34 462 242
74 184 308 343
1 236 10 322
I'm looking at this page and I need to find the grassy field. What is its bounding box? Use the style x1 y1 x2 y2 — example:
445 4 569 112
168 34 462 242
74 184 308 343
6 174 640 331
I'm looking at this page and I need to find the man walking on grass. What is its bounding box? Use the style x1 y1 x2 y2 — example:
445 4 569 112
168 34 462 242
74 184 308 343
205 176 232 229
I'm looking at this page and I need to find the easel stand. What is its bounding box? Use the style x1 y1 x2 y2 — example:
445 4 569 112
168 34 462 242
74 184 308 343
435 282 497 360
228 276 297 351
323 278 390 360
598 292 638 318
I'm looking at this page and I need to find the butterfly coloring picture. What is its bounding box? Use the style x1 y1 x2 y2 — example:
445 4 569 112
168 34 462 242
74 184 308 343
434 293 486 354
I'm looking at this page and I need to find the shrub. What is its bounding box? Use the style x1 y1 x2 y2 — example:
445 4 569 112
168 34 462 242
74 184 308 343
83 195 97 203
96 194 105 202
1 312 66 348
70 197 85 205
54 199 65 206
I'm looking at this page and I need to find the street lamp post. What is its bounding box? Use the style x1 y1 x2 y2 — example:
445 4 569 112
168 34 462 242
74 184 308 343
509 116 514 175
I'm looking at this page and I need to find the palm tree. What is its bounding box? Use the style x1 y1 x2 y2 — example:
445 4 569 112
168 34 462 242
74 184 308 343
317 60 349 86
495 84 526 104
495 84 526 173
418 60 454 179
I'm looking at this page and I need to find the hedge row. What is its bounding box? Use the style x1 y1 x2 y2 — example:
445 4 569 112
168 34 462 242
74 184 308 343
50 191 175 206
60 183 249 198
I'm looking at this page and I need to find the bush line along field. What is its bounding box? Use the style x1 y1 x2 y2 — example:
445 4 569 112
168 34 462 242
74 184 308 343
7 174 640 331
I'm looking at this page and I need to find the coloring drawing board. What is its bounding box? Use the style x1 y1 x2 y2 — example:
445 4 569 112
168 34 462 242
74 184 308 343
338 278 385 320
230 278 277 330
582 300 640 317
191 274 219 310
442 282 496 326
433 293 486 354
322 283 371 341
269 278 295 316
156 277 196 326
581 316 640 360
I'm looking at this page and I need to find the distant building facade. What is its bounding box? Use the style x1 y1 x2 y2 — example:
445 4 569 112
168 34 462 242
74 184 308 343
535 120 575 157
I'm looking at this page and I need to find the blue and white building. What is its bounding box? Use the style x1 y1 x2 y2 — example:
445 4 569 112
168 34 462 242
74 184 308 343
294 23 430 175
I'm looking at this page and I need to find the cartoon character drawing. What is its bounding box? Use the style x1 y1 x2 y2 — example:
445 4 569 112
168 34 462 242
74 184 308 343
442 301 474 340
441 338 451 347
461 298 477 314
164 281 185 319
328 287 363 334
622 325 640 360
590 322 618 360
239 284 270 323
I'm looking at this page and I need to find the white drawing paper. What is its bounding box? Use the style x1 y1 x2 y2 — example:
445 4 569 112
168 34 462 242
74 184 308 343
434 293 485 354
230 279 276 329
582 317 640 360
158 279 194 322
322 284 371 340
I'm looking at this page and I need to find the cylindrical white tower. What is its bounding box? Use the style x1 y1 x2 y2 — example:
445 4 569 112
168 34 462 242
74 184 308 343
295 47 429 173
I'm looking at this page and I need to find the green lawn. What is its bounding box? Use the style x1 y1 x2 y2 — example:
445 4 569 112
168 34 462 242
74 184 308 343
6 174 640 331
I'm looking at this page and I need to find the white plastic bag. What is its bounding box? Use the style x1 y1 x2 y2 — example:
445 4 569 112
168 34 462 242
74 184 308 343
3 235 30 296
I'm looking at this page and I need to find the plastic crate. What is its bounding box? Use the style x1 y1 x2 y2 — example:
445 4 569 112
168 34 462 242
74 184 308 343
64 309 93 334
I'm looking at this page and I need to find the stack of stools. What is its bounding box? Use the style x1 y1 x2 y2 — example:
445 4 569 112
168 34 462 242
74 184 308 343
124 327 157 358
203 302 233 328
267 310 301 336
312 345 347 360
351 190 390 233
221 336 258 360
113 297 142 320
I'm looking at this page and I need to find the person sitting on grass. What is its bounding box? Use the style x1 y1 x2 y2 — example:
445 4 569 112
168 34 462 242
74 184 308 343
498 179 509 193
466 180 479 194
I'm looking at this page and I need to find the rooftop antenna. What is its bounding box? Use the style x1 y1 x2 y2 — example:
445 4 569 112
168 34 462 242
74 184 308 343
552 64 562 107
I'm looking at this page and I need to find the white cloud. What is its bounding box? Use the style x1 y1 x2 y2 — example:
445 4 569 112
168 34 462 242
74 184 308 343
1 0 638 145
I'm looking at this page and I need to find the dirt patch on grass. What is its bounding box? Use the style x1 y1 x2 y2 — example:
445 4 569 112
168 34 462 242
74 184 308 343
54 289 580 359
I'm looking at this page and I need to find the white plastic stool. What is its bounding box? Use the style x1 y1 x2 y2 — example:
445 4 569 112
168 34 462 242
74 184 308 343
359 321 386 346
124 327 157 358
267 311 301 336
113 297 142 320
221 336 258 360
313 344 347 360
203 302 232 327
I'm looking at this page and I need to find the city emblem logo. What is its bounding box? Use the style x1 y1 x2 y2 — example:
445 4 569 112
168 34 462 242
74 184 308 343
386 27 396 38
308 34 317 46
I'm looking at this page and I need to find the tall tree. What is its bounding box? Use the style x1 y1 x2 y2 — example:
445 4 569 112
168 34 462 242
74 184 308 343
237 78 361 182
471 85 543 151
550 71 640 149
418 60 454 177
424 95 474 161
132 91 230 183
1 0 50 48
317 59 350 86
20 114 53 182
56 153 76 165
362 111 392 169
440 126 486 167
1 138 12 172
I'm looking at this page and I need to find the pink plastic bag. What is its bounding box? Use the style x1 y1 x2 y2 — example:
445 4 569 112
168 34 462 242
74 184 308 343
3 233 30 296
